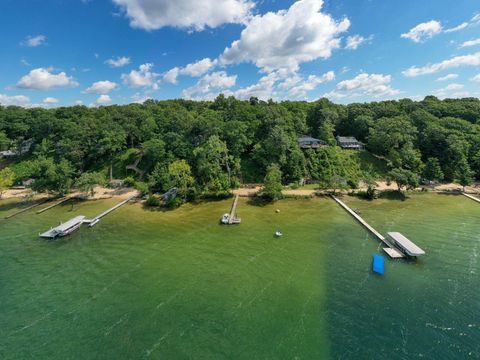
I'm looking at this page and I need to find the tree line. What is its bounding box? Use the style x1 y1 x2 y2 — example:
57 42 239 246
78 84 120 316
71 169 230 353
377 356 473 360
0 95 479 202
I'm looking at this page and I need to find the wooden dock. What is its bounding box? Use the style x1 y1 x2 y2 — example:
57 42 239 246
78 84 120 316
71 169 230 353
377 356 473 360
330 195 404 258
5 198 51 219
84 195 137 226
462 192 480 204
36 197 71 214
228 194 241 224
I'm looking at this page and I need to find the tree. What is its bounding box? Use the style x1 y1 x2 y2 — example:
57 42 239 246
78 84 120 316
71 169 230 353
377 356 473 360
0 167 15 198
422 158 444 182
75 172 106 198
30 157 74 195
457 157 473 191
318 120 336 146
388 168 419 193
262 163 283 201
167 160 195 201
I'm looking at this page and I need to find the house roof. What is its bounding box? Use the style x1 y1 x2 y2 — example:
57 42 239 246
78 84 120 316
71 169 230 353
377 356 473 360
336 136 360 143
298 136 323 143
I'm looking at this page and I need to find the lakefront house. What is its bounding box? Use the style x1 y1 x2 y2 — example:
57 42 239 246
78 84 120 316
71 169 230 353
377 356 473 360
336 136 364 150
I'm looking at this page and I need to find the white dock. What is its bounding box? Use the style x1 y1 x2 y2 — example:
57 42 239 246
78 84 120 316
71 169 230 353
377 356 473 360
331 195 405 259
228 194 241 225
40 215 86 238
84 195 136 226
462 192 480 203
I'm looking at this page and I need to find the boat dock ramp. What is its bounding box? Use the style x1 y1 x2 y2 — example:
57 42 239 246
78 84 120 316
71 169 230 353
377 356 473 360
36 197 71 214
227 194 241 224
462 192 480 204
330 195 425 259
39 195 136 238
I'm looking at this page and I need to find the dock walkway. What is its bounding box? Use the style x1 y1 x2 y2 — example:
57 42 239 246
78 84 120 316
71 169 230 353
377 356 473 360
84 195 137 226
36 197 71 214
228 194 241 224
330 195 404 258
5 198 50 219
462 192 480 204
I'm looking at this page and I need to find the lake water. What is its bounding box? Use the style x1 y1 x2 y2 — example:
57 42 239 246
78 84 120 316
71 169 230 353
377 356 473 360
0 193 479 359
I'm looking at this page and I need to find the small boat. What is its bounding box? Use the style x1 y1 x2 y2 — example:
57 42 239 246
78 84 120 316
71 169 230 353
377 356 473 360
88 218 100 227
221 213 230 224
275 231 283 237
372 255 385 275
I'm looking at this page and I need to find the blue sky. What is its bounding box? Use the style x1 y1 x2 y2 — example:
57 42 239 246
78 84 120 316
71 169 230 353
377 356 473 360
0 0 479 107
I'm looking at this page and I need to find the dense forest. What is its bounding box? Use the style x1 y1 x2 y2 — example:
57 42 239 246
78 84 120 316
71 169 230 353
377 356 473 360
0 95 479 202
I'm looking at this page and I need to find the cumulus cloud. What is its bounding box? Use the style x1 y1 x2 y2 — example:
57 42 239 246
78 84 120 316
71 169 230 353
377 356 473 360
22 35 47 47
182 71 237 99
401 20 442 43
163 58 216 84
16 68 79 90
471 74 480 82
96 94 112 104
436 73 458 81
460 38 480 48
324 73 400 100
105 56 131 67
345 35 372 50
121 63 159 89
225 72 281 100
0 94 31 107
220 0 350 71
112 0 254 31
85 80 118 94
433 83 466 99
287 71 335 98
42 97 59 104
403 52 480 77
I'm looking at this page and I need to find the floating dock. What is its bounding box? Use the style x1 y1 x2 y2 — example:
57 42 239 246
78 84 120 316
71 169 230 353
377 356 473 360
40 216 86 238
386 232 425 257
83 195 136 227
330 195 405 258
462 192 480 204
227 194 241 225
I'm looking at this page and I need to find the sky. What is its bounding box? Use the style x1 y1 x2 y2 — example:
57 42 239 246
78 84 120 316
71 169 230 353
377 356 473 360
0 0 479 108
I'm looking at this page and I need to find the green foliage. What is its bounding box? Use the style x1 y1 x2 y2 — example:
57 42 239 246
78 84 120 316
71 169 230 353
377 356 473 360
388 168 419 192
0 167 15 197
167 160 195 200
75 171 106 197
134 181 149 196
29 157 75 195
456 157 474 189
423 158 444 182
262 163 283 201
123 176 136 187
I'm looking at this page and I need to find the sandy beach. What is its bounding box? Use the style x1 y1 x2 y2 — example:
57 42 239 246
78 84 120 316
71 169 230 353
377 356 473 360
1 186 139 201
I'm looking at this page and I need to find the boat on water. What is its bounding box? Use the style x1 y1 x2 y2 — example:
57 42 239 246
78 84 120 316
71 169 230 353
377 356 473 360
221 213 230 224
40 215 86 238
372 255 385 275
275 231 283 237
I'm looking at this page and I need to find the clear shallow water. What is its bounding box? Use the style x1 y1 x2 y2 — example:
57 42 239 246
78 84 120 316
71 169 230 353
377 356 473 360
0 194 479 359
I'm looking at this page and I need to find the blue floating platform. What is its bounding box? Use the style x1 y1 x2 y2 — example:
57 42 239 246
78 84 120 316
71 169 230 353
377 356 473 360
372 255 385 275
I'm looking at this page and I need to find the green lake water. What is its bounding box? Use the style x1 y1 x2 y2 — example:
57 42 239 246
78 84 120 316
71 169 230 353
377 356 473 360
0 193 479 359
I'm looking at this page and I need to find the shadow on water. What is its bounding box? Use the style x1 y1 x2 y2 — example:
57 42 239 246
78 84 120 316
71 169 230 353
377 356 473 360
378 190 409 201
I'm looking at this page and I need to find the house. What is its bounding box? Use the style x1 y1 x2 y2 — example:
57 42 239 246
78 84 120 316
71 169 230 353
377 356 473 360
336 136 364 150
298 136 326 149
0 150 17 158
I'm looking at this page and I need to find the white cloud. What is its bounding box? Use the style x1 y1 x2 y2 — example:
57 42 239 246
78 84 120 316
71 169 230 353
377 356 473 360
401 20 442 43
444 83 464 91
85 80 118 94
131 93 153 104
163 58 216 84
460 38 480 48
471 74 480 82
444 22 469 33
403 52 480 77
74 100 84 105
22 35 47 47
42 97 59 104
436 73 458 81
433 83 466 99
112 0 254 31
0 94 31 107
225 72 281 100
287 71 335 98
105 56 131 67
183 71 237 99
345 35 372 50
16 68 79 90
324 73 400 100
96 95 112 104
121 63 159 89
220 0 350 71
